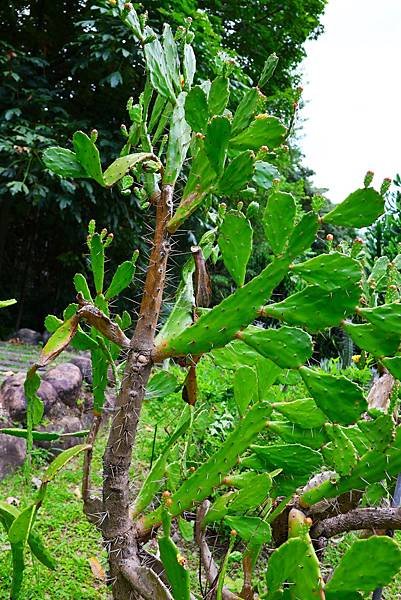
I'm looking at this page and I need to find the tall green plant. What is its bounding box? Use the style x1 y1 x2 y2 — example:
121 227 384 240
2 3 401 599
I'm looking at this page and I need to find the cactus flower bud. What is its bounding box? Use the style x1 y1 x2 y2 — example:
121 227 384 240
230 529 237 537
90 129 98 142
380 177 392 195
364 170 374 188
326 234 334 242
108 0 116 4
162 490 171 497
120 124 128 138
123 2 133 11
354 237 363 244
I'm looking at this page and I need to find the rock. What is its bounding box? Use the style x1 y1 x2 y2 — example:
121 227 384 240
38 416 87 450
70 355 92 384
43 363 83 407
0 432 25 478
0 372 58 422
9 328 42 345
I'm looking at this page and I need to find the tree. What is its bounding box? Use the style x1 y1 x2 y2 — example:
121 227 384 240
0 0 327 335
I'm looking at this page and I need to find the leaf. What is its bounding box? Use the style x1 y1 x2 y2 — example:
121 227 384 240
230 115 286 150
43 147 88 178
10 541 24 600
218 210 253 286
163 92 191 185
224 516 271 545
0 428 60 442
39 315 79 366
204 116 231 175
263 191 296 255
184 86 208 132
218 150 255 195
323 187 385 228
89 556 106 581
42 444 90 483
72 131 104 186
326 537 401 593
105 253 138 300
251 443 322 476
24 369 44 427
266 537 309 593
239 325 313 369
108 71 123 88
258 53 279 89
145 370 180 399
300 367 367 425
234 366 258 416
208 76 229 115
103 152 156 187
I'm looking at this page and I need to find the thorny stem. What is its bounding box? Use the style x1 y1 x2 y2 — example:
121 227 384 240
100 184 173 599
82 413 102 504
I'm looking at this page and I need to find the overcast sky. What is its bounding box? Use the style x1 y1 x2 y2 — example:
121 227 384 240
300 0 401 203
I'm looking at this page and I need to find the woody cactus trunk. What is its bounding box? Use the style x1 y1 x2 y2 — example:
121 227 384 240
4 2 401 599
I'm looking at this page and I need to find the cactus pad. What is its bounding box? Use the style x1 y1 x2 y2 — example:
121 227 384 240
271 398 326 429
218 210 253 286
42 147 88 178
72 131 104 186
322 187 384 228
263 191 296 255
239 325 313 369
230 114 286 150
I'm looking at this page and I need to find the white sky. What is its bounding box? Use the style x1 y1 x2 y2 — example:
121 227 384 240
300 0 401 203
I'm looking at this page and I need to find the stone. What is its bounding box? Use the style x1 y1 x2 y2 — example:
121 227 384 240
9 328 42 345
43 363 83 407
0 432 25 479
38 416 87 450
70 355 92 384
0 372 58 422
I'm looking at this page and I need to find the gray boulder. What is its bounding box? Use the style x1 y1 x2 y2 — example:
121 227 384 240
43 363 83 407
0 432 25 479
0 372 58 422
70 355 92 384
10 328 42 345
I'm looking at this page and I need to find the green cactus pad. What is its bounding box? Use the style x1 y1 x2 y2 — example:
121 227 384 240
218 210 253 286
239 325 313 369
322 187 385 228
325 537 401 593
89 233 105 294
231 87 260 135
204 116 231 175
144 35 176 102
224 515 271 545
300 426 401 506
208 76 229 115
263 191 296 255
265 537 309 594
323 424 358 476
262 285 360 333
211 339 263 369
230 114 286 150
184 85 208 132
218 150 255 195
103 152 156 187
153 256 290 358
158 536 190 600
271 398 326 429
383 356 401 379
291 252 361 290
286 211 319 259
258 53 279 88
104 255 138 300
359 302 401 334
343 321 400 357
251 443 322 476
162 23 180 92
167 145 216 233
267 421 327 450
73 273 92 302
300 367 367 425
42 147 88 179
72 131 104 186
357 413 394 452
141 401 273 531
234 366 258 416
368 256 390 289
252 160 280 190
164 92 191 185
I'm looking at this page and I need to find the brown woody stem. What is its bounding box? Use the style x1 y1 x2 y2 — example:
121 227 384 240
311 507 401 539
100 185 173 599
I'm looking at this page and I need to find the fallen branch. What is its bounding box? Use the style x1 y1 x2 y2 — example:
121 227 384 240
77 296 130 348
